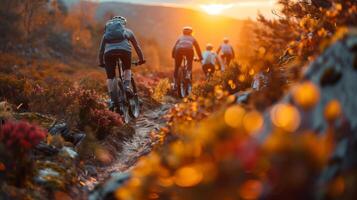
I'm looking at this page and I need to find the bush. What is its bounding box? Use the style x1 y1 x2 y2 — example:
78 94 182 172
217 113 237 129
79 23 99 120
0 120 46 152
192 64 253 98
0 76 31 107
90 109 123 139
0 120 47 186
29 80 75 117
152 78 171 102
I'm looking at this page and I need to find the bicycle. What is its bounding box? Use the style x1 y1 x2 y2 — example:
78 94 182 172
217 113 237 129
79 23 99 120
203 63 216 82
108 60 144 123
176 57 193 98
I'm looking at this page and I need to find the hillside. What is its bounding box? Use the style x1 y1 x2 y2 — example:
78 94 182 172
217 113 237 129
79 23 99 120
96 2 244 48
2 0 356 200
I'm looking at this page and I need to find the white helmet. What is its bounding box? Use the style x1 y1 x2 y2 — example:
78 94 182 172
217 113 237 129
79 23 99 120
183 26 193 35
112 16 127 25
206 43 213 51
223 37 229 43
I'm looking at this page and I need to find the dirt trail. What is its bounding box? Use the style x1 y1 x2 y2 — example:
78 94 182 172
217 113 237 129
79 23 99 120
84 101 174 190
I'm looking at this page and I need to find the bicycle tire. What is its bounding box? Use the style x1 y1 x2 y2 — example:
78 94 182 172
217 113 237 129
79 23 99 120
129 78 140 118
117 81 130 124
178 67 186 98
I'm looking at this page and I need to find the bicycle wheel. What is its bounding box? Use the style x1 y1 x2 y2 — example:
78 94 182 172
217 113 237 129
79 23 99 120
178 68 186 98
185 78 192 96
118 81 130 124
129 78 140 118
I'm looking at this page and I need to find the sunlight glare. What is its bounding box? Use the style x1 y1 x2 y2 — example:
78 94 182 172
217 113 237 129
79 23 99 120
200 4 233 15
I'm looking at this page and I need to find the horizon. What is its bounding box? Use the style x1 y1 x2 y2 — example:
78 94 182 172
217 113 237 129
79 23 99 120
96 0 277 19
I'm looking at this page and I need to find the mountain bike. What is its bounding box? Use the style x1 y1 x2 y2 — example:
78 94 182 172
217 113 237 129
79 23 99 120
109 60 144 123
203 63 215 82
177 57 193 98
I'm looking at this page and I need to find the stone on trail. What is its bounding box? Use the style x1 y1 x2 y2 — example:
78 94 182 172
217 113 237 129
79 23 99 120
89 172 131 200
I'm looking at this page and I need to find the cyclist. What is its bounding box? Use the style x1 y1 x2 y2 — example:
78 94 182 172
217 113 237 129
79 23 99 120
172 26 203 90
98 16 145 109
201 43 220 79
217 37 235 68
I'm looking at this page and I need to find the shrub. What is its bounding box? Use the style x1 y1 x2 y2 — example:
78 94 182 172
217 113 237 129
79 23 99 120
0 120 47 153
0 120 47 186
90 109 123 139
64 85 107 129
152 78 171 102
29 80 75 117
0 76 32 107
192 64 252 98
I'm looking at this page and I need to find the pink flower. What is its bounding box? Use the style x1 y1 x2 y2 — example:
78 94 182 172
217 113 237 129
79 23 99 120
0 121 47 153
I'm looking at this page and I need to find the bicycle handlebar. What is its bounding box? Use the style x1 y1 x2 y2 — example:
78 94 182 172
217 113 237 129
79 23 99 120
132 60 146 66
193 58 201 62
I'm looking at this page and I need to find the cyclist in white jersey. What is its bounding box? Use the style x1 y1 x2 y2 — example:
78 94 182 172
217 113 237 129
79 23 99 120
217 37 235 68
201 43 220 78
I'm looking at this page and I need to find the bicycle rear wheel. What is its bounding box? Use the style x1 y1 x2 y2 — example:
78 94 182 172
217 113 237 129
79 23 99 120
178 68 187 98
185 79 192 96
118 81 130 124
129 78 140 118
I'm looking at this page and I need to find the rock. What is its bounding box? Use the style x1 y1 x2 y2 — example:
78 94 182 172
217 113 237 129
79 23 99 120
89 172 131 200
48 122 71 136
234 90 252 104
35 142 60 156
257 31 357 199
34 161 68 189
34 168 61 187
260 31 357 140
59 147 78 159
48 122 86 146
319 67 342 87
84 165 98 177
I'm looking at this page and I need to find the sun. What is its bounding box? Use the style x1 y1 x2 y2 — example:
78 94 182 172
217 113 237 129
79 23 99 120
200 4 233 15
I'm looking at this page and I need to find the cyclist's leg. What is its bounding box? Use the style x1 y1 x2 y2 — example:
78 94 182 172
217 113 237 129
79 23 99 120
226 54 232 66
104 52 119 106
221 54 227 70
118 50 132 92
202 64 208 77
185 49 194 80
174 50 183 88
209 63 215 74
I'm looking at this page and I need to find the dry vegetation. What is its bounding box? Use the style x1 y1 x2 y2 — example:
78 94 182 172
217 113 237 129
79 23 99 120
1 0 357 199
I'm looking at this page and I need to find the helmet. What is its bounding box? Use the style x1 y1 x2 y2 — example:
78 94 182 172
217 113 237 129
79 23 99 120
223 37 229 43
112 16 127 25
183 26 193 35
206 43 213 51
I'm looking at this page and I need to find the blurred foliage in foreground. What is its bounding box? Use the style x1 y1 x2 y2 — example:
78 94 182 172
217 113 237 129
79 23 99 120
114 1 357 200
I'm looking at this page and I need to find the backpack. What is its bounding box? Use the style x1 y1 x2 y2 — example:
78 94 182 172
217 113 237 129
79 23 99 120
221 44 233 55
104 19 127 43
176 35 195 50
203 51 215 65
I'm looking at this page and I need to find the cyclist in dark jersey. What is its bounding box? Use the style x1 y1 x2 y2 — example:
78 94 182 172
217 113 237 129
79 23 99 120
172 26 203 90
98 16 145 108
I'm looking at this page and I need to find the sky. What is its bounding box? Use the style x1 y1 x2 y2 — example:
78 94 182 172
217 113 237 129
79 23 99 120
97 0 277 19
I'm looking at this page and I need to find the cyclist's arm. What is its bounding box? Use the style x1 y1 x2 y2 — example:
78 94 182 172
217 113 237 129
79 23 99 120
98 36 106 65
193 39 203 60
216 45 221 55
231 46 235 58
128 31 144 62
172 40 179 58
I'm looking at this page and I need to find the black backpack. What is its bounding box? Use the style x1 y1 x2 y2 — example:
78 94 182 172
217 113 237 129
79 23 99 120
104 19 127 43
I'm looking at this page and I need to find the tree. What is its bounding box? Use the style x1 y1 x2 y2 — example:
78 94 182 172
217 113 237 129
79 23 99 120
0 0 22 49
22 0 49 42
